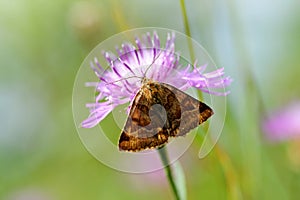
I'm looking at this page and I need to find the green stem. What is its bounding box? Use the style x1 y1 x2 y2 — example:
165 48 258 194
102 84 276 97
158 146 180 200
179 0 195 62
179 0 203 101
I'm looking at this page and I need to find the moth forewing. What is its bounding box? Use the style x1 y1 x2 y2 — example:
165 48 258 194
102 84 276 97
118 80 213 152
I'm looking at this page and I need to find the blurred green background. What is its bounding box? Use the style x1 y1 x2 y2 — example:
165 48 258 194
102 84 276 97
1 0 300 199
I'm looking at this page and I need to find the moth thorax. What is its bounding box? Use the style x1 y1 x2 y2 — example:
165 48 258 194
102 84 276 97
142 85 153 100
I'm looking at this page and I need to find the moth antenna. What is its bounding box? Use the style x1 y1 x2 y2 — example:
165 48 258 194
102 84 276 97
92 55 143 86
105 75 143 86
93 43 165 86
143 48 165 78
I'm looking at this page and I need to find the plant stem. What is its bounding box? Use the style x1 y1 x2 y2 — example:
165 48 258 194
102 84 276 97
179 0 195 62
158 146 180 200
179 0 203 101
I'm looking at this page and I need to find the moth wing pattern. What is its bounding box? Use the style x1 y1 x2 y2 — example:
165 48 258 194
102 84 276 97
118 81 213 151
160 82 214 136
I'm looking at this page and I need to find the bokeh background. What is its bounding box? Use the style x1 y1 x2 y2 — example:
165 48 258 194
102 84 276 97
1 0 300 199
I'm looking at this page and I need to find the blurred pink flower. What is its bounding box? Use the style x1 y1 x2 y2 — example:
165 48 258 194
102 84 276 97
263 101 300 141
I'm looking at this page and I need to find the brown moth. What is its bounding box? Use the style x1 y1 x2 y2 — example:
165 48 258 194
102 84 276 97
118 78 213 151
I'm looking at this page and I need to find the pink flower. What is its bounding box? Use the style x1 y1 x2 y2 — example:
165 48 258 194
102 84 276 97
263 101 300 141
82 32 232 128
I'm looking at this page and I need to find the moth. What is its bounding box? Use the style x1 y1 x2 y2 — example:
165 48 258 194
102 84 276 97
118 78 213 151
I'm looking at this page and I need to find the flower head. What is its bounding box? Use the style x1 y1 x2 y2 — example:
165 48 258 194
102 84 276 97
263 101 300 142
82 32 232 128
